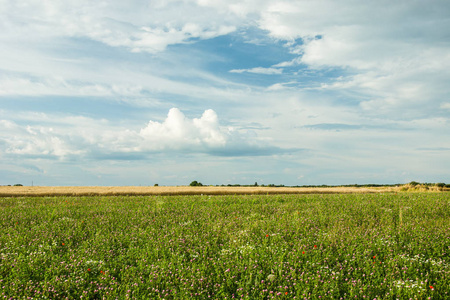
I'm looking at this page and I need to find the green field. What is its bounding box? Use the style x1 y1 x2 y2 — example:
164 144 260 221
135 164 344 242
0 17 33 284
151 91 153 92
1 193 449 299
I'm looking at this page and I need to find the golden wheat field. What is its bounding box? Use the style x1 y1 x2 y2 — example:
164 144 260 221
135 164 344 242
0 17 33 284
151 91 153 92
0 185 406 197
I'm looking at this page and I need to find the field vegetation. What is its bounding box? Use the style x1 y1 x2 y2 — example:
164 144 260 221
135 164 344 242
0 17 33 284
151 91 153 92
0 192 449 299
0 185 401 197
1 182 448 197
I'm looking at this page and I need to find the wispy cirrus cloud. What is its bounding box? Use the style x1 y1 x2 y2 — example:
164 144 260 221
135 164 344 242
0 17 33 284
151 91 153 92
257 1 450 118
229 67 282 75
1 0 239 53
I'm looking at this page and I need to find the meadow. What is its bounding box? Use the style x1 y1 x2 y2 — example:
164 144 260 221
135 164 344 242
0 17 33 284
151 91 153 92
0 192 449 299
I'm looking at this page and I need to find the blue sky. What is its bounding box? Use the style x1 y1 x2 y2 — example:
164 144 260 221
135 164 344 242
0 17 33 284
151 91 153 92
1 0 449 186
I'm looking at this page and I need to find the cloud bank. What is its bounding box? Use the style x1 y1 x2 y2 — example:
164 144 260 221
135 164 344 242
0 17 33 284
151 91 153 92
0 108 286 161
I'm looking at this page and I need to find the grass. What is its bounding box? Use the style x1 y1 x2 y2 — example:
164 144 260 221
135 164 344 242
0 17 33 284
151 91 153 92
0 192 449 299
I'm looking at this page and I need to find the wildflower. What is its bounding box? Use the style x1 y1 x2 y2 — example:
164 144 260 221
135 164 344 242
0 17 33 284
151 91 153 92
87 268 91 272
285 292 288 295
430 285 434 290
62 243 65 246
373 256 376 259
302 251 305 254
266 234 269 237
314 245 317 248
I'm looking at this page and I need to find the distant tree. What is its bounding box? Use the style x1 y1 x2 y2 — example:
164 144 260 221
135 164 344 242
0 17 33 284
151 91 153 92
154 184 159 187
13 184 23 186
409 181 420 186
436 183 445 188
254 182 258 186
190 181 203 187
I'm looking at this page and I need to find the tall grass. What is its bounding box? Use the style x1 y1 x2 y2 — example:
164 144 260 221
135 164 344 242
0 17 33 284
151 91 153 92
0 193 449 299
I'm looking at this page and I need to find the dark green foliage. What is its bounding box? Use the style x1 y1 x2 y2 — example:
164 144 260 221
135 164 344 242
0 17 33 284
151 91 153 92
190 180 203 186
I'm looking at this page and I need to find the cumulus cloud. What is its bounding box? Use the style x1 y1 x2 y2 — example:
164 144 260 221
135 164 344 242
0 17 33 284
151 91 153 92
139 108 227 150
0 108 286 160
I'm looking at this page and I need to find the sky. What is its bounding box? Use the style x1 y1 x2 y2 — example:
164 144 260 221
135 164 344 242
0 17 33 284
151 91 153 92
1 0 450 186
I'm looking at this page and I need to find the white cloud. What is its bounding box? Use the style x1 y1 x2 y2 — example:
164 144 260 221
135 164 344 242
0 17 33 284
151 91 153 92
1 0 240 53
4 0 447 118
440 103 450 110
257 1 450 117
0 75 115 97
139 108 227 150
0 121 85 159
0 108 285 160
230 67 282 75
266 83 285 91
272 57 302 68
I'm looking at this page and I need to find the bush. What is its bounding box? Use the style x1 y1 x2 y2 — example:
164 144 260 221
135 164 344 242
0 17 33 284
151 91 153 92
190 181 203 187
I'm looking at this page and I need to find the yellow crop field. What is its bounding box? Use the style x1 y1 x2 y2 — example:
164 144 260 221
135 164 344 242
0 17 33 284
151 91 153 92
0 185 402 197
